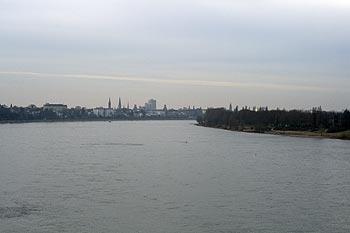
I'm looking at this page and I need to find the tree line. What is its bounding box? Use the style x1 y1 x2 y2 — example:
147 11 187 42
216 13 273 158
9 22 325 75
0 106 90 121
197 107 350 133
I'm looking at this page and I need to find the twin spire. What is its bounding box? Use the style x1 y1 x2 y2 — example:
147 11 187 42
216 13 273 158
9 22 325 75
108 97 125 109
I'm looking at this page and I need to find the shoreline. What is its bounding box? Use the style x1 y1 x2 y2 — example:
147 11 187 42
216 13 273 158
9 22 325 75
0 118 195 124
197 124 350 140
268 130 350 140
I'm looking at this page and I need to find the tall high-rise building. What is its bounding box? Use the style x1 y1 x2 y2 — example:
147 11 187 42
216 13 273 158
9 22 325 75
229 103 232 111
145 99 156 111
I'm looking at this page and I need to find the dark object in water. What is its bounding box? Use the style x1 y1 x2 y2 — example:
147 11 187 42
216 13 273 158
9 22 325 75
0 206 38 219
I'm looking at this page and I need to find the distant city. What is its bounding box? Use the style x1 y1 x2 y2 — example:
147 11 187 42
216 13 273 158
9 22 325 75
1 98 349 134
0 98 204 122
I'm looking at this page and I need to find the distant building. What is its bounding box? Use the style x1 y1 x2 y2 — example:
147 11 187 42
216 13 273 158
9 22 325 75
145 99 156 111
93 107 104 117
93 107 114 117
145 110 166 117
117 97 122 110
27 104 37 109
108 98 112 109
105 108 114 117
43 103 67 112
229 103 232 111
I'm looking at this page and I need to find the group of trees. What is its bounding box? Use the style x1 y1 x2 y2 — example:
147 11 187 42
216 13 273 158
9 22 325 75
0 106 90 121
197 107 350 132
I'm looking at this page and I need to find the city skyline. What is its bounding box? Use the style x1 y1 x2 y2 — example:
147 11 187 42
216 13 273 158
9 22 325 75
0 97 339 114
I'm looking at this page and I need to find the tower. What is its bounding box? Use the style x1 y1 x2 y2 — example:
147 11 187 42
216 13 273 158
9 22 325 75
108 98 111 109
229 103 232 111
118 97 122 110
163 104 168 115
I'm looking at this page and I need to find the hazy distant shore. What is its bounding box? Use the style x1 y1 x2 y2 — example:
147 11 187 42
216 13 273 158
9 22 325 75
0 118 194 124
197 124 350 140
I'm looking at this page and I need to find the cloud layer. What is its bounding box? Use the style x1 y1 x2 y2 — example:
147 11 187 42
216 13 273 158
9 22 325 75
0 0 349 109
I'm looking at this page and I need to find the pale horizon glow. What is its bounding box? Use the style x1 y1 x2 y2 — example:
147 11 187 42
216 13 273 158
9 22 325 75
0 71 333 91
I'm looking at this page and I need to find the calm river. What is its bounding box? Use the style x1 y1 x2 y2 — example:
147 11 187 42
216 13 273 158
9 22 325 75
0 120 350 232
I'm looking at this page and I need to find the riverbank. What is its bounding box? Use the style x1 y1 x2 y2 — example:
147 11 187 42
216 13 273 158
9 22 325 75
0 117 194 124
270 130 350 140
197 124 350 140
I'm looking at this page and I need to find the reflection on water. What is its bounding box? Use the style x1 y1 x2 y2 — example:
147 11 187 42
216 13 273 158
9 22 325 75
0 121 350 233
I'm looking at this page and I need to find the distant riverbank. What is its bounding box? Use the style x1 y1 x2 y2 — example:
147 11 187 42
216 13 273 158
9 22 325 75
197 108 350 140
269 129 350 140
0 117 194 124
197 124 350 140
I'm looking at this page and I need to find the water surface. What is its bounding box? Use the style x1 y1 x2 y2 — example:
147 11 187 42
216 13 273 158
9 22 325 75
0 121 350 232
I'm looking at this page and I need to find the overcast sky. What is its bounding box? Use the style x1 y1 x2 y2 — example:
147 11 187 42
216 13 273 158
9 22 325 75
0 0 349 110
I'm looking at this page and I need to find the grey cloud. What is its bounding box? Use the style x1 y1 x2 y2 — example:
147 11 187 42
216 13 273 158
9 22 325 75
0 0 349 109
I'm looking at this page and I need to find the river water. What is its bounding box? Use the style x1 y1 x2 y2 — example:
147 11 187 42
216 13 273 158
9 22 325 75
0 120 349 232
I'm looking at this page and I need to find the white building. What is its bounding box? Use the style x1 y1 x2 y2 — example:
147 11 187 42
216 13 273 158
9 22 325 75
93 107 105 117
93 107 114 117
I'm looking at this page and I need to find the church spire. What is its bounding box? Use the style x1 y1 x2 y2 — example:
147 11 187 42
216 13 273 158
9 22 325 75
108 98 111 109
118 97 122 109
